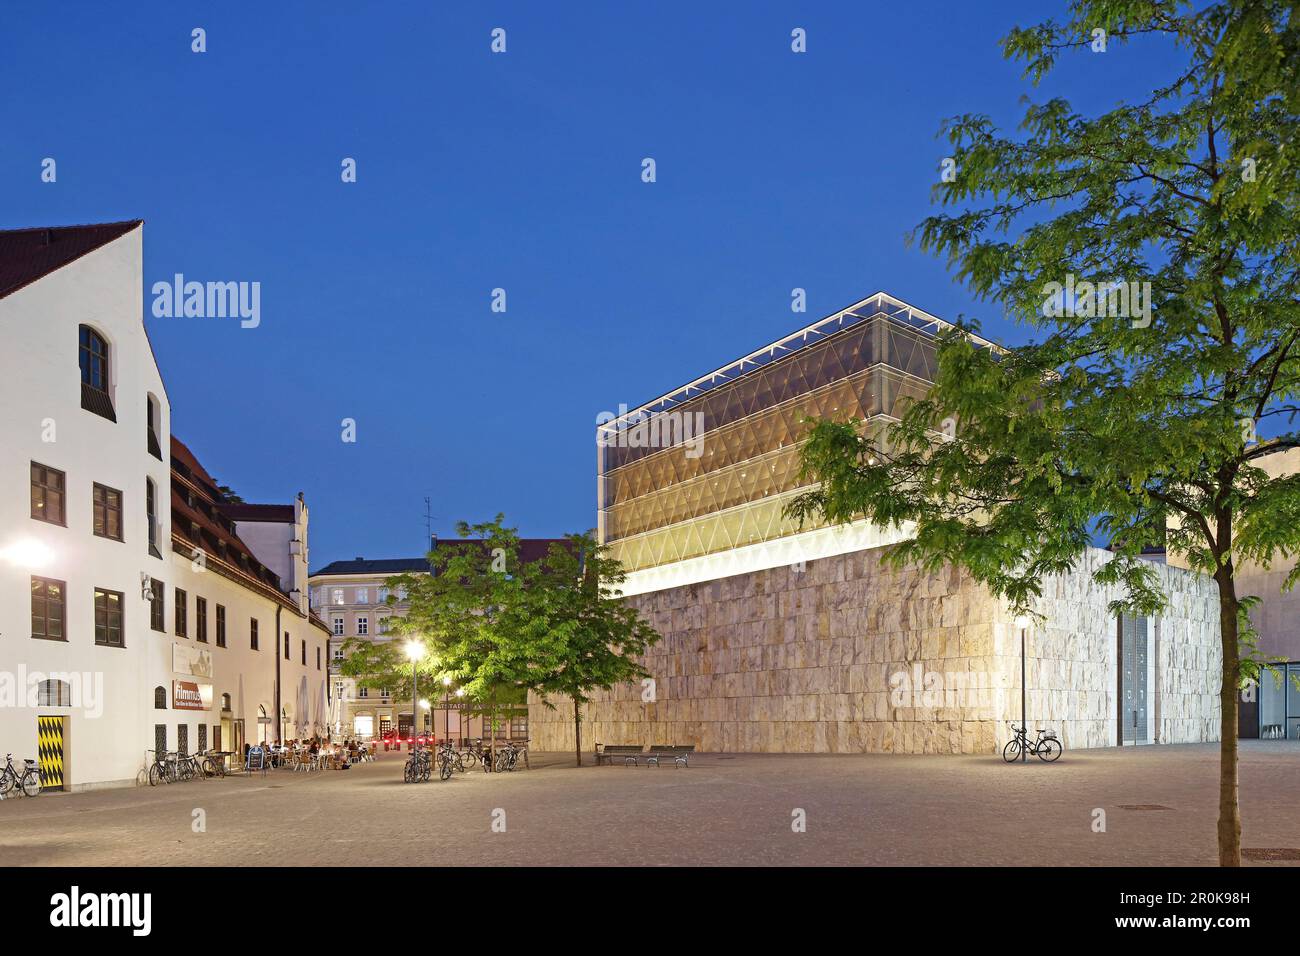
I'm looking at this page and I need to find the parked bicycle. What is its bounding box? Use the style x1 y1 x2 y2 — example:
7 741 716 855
1002 725 1063 762
460 738 493 771
200 750 228 778
403 745 432 783
0 753 41 797
177 750 205 782
438 741 465 775
147 749 178 786
493 740 524 773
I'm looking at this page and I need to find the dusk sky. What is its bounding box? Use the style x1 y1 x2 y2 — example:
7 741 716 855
1 2 1184 566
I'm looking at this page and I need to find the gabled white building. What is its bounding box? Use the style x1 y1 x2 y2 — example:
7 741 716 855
0 221 329 790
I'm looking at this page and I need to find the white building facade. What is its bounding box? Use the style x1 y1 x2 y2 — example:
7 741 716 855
0 221 329 790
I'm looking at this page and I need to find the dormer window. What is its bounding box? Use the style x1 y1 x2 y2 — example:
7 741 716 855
78 326 116 422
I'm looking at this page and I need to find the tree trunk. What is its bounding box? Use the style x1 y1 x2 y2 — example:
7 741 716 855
1214 567 1242 867
573 696 582 767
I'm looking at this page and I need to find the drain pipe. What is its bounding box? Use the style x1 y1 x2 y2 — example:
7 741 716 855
274 605 282 744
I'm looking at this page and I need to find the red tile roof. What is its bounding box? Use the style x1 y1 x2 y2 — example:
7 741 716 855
170 435 284 593
0 220 142 300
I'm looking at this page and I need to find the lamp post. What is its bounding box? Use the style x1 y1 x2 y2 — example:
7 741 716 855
404 640 424 749
454 687 465 746
442 676 453 743
1015 615 1030 763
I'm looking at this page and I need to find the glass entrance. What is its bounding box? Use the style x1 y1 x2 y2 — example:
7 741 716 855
1120 614 1149 744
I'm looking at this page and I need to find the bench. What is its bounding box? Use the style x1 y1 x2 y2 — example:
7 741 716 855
594 744 643 767
645 745 694 768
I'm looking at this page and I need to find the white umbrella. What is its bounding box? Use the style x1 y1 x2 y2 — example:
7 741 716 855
295 676 308 736
316 681 327 736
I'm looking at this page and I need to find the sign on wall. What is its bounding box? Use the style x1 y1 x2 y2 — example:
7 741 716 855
173 643 213 679
173 680 213 711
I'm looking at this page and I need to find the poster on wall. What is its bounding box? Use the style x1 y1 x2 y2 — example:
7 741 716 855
173 642 214 678
173 680 213 711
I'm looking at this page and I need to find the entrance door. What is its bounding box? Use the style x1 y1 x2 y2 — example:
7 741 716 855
1120 614 1149 744
37 716 65 791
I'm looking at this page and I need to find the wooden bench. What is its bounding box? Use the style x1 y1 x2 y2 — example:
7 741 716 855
594 744 643 767
645 745 695 768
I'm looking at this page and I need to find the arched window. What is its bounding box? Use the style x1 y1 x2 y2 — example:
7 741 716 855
221 693 232 711
79 326 109 391
38 679 72 707
78 325 116 421
154 685 167 709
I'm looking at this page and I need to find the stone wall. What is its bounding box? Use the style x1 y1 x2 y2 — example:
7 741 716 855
1007 549 1221 751
528 545 1221 755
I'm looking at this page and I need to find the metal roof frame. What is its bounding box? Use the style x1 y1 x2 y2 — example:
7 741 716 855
598 291 1003 433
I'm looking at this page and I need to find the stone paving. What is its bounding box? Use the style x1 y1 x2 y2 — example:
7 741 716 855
1 742 1296 866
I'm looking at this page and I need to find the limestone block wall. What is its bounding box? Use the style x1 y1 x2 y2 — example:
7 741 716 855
1003 549 1221 751
528 546 1222 755
531 547 1009 754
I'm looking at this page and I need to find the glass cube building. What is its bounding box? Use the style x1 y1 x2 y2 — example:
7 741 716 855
597 292 1001 594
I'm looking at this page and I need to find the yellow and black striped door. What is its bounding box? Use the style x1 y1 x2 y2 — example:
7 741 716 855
37 716 65 791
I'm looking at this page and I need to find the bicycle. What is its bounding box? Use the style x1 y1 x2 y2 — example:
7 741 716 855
147 749 178 786
438 741 465 775
459 738 489 771
0 753 41 797
1002 725 1063 762
403 746 432 783
177 751 205 782
493 741 522 773
200 750 227 778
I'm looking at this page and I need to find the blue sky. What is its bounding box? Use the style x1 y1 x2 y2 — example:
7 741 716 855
0 2 1185 566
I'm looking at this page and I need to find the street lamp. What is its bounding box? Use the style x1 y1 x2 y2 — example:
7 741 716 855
0 538 54 569
1015 615 1031 763
441 676 453 744
404 640 424 747
454 687 464 745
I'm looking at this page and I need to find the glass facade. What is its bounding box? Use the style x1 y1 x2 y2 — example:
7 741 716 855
1258 663 1300 740
599 296 980 574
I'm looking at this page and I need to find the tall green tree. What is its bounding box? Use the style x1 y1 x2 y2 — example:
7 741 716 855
788 1 1300 866
341 516 534 740
521 533 660 766
396 516 544 737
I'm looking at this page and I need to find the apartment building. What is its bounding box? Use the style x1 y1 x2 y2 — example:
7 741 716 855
310 540 563 742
